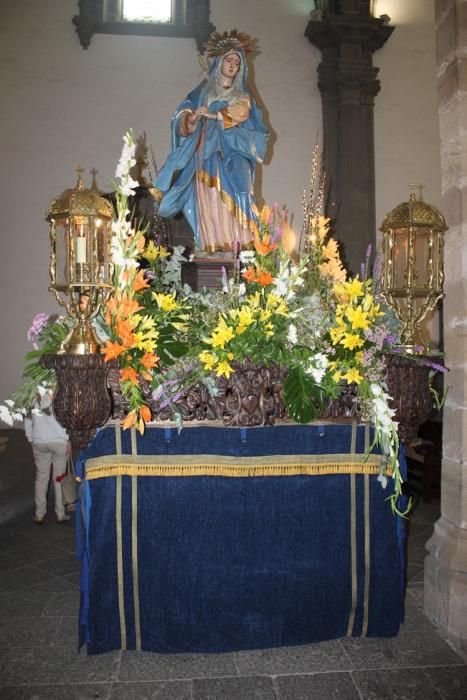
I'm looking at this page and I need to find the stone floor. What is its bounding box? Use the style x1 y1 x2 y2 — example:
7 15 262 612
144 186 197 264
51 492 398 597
0 434 466 698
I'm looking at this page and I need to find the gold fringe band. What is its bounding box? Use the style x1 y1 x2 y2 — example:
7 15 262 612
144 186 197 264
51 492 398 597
115 476 127 649
86 453 382 480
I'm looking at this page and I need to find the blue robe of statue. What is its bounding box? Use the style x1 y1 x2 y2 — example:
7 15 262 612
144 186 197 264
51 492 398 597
155 50 269 251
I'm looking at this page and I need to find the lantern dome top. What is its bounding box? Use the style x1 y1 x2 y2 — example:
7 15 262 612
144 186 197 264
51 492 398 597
47 170 114 220
380 193 447 232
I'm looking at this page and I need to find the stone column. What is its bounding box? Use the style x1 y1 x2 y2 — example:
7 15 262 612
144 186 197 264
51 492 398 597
305 2 393 275
424 0 467 654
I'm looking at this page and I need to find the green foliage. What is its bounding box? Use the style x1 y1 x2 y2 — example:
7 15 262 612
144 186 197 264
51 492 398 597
283 366 326 424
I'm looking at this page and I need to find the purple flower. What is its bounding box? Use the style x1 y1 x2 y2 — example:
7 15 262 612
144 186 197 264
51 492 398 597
159 388 184 410
420 359 448 373
373 254 382 283
27 313 50 349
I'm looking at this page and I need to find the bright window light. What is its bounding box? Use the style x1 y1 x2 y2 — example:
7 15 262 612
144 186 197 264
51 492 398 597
123 1 172 23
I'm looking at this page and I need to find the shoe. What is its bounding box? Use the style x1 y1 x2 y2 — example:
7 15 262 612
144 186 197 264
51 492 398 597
56 515 71 524
34 516 44 525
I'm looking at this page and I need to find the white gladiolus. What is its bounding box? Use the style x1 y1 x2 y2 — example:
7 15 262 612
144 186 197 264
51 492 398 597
305 352 328 384
119 176 140 196
287 323 298 345
239 250 255 264
274 279 288 297
369 382 400 490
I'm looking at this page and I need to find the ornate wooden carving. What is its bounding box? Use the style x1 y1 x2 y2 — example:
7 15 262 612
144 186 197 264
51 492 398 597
42 354 118 450
305 8 393 275
384 354 437 443
46 352 436 449
108 361 363 429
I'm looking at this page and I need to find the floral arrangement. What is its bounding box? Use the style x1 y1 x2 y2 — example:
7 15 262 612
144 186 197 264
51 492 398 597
2 131 420 513
98 132 407 510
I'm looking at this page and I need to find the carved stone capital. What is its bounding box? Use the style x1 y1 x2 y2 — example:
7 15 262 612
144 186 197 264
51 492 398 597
305 15 393 55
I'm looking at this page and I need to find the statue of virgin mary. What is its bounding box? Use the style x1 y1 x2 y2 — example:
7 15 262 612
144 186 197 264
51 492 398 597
154 30 269 252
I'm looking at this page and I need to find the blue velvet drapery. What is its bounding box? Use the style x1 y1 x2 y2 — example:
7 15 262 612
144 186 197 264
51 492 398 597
76 423 407 654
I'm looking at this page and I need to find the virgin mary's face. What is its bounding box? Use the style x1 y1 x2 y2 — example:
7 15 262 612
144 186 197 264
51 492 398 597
221 53 241 80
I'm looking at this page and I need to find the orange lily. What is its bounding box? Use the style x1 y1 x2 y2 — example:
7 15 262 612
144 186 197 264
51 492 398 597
132 269 150 293
140 352 159 369
116 318 136 341
120 366 139 386
256 270 274 287
136 235 146 253
123 410 137 430
254 233 277 257
242 266 257 283
119 292 143 319
139 405 152 423
105 291 122 326
101 340 126 362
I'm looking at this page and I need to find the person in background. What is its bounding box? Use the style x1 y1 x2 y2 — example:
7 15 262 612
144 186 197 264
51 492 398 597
24 388 71 524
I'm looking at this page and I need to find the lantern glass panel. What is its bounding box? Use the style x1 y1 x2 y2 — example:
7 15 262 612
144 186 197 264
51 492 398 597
54 220 69 289
393 229 408 288
95 220 111 284
414 230 429 288
71 216 91 284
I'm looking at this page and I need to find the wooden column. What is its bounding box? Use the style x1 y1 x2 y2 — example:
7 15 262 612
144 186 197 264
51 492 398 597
305 1 393 274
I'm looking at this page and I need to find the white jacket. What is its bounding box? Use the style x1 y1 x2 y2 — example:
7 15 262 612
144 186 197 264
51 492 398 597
24 391 68 444
24 412 68 444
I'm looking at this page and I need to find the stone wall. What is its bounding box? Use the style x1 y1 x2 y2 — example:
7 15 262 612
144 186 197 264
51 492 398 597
425 0 467 653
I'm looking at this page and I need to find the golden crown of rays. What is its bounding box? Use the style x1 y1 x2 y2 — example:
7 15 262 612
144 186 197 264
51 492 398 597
205 30 257 57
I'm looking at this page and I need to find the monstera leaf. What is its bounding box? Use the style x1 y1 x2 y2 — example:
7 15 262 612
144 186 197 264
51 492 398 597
156 325 189 366
283 366 325 424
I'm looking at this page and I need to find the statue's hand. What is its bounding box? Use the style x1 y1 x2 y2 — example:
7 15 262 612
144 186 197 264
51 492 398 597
208 100 228 113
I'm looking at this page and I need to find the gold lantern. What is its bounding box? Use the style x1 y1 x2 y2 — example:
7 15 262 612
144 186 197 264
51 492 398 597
47 168 114 354
380 188 447 353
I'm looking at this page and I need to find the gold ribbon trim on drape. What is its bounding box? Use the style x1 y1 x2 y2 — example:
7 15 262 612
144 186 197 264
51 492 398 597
115 475 127 649
361 425 371 637
346 424 373 638
85 453 383 480
130 428 142 651
346 422 358 637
